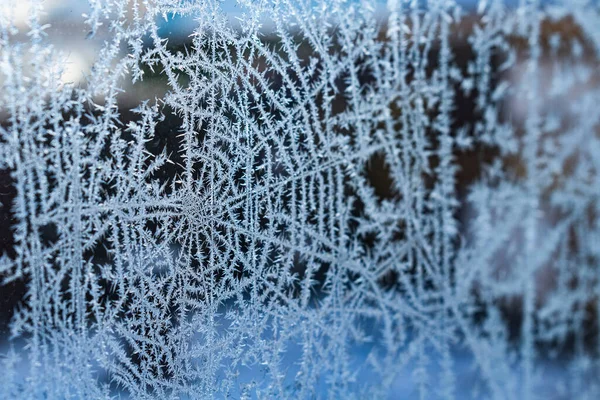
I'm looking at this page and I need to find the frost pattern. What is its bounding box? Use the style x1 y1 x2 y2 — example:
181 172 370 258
0 0 599 399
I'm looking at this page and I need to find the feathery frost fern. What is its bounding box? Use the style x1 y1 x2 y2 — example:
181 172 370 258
0 0 599 398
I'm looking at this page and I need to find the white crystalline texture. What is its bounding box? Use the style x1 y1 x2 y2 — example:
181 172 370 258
0 0 599 399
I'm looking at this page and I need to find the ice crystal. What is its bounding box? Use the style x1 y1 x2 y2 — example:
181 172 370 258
0 0 599 398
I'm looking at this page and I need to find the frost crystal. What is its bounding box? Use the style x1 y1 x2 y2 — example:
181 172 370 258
0 0 599 399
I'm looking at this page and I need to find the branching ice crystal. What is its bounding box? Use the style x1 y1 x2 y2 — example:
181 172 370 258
0 0 599 398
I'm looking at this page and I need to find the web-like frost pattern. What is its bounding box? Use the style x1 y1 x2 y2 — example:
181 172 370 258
0 0 599 399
